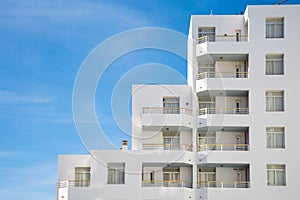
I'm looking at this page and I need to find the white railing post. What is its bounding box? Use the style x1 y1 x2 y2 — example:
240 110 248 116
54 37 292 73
221 181 224 188
235 181 237 188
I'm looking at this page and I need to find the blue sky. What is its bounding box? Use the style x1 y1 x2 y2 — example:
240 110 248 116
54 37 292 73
0 0 299 199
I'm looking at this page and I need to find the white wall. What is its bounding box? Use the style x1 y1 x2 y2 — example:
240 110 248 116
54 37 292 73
215 61 246 74
180 166 193 184
132 84 193 150
216 132 246 144
215 96 248 109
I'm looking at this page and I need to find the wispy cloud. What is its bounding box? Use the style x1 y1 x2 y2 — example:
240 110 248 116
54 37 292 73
0 150 27 158
0 90 74 124
0 1 152 28
0 161 57 200
0 90 54 104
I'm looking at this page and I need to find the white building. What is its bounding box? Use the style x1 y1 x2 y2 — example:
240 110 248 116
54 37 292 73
57 5 300 200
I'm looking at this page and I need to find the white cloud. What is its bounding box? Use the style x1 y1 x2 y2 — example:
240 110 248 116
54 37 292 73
0 90 54 104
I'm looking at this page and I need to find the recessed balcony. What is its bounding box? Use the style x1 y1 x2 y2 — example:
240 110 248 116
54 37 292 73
198 127 249 152
142 163 193 188
198 164 250 189
197 54 249 81
198 90 249 116
140 129 193 151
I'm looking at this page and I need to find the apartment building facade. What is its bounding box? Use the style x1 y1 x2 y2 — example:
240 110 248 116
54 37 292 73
57 5 300 200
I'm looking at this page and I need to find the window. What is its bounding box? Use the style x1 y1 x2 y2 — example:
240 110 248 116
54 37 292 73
163 97 180 114
107 163 125 184
74 167 90 187
266 91 284 111
198 64 215 79
267 164 286 186
198 132 216 151
163 132 180 150
266 127 285 148
266 54 284 75
199 98 215 114
198 27 216 42
163 168 180 187
266 17 284 38
198 168 216 187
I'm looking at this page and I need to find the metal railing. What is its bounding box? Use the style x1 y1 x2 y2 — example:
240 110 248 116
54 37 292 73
142 180 192 188
59 180 90 188
199 108 249 115
198 143 249 151
197 72 249 80
198 180 250 188
142 107 193 115
196 35 249 44
142 143 193 151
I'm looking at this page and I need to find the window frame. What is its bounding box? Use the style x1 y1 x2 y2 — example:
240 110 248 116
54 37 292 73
267 164 286 186
265 54 284 75
266 127 285 148
198 27 216 42
107 163 125 184
74 167 91 187
266 17 284 38
265 91 284 112
163 97 180 114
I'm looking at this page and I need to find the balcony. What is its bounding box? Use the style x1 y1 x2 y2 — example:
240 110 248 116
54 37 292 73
142 163 193 188
196 55 249 92
199 180 250 188
142 180 192 188
199 144 249 151
197 35 249 44
198 90 249 116
198 127 249 152
142 107 192 115
141 107 193 129
198 164 250 189
199 108 249 115
58 180 90 188
198 72 249 80
142 143 193 151
196 36 249 57
199 107 249 115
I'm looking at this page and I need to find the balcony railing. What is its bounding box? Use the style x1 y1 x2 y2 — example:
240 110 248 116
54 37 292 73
142 180 192 188
143 107 192 115
198 143 249 151
142 143 193 151
198 72 249 80
198 180 250 188
199 108 249 115
197 35 249 44
59 180 90 188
